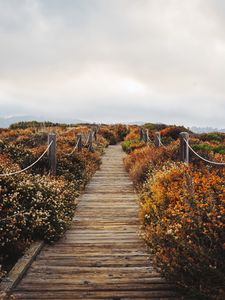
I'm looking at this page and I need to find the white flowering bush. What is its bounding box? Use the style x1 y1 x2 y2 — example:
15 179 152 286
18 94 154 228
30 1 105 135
0 123 114 278
0 170 77 274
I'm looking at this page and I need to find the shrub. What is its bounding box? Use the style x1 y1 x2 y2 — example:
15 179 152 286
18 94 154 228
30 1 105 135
9 121 67 130
198 133 225 143
0 140 49 174
0 170 77 273
123 127 225 299
192 143 225 155
124 143 178 185
160 126 191 141
141 163 225 299
144 123 167 131
122 139 145 154
99 128 117 145
122 140 133 153
125 127 140 141
114 124 129 141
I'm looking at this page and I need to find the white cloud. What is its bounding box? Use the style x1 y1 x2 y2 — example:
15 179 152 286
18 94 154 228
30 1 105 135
0 0 225 126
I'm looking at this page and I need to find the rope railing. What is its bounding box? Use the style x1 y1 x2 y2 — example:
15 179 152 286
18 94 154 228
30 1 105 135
140 129 164 147
0 141 53 177
184 138 225 166
0 128 97 223
140 129 225 166
60 130 95 156
145 130 153 144
67 135 81 156
156 134 166 147
0 129 97 177
83 133 90 147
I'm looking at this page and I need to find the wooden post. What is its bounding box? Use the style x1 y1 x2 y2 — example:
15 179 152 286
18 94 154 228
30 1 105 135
48 133 56 176
86 130 93 151
93 129 97 141
139 128 143 141
143 129 147 143
154 132 161 147
77 134 82 151
179 132 189 163
146 129 149 142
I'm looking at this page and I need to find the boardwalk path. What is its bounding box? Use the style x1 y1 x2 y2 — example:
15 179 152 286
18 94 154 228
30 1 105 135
10 145 179 299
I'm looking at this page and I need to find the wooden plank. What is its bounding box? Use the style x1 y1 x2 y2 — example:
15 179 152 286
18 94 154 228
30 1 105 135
10 290 179 299
0 242 44 300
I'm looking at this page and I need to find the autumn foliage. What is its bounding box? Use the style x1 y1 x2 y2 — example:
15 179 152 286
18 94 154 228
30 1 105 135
123 124 225 300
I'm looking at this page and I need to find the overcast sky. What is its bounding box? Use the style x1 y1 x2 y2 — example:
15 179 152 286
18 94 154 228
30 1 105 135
1 0 225 126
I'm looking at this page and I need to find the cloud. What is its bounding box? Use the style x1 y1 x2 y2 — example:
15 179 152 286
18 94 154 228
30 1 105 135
0 0 225 126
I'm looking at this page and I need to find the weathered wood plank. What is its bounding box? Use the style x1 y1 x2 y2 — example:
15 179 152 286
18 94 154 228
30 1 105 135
0 242 44 300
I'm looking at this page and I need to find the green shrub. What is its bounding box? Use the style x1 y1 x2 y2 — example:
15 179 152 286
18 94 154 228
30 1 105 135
144 123 167 131
122 139 146 154
192 143 225 155
199 133 225 142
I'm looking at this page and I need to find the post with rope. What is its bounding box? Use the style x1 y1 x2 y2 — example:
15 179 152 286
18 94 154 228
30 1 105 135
48 133 57 176
146 129 150 143
92 128 97 141
143 129 147 143
87 130 93 151
139 128 143 141
77 134 82 151
154 132 161 147
180 132 189 163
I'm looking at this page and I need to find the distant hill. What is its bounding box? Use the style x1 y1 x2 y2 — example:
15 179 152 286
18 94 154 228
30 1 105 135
191 126 225 133
0 115 86 128
129 121 145 125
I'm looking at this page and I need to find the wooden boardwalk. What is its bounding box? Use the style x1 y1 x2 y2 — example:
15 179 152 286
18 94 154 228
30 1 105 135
9 145 180 300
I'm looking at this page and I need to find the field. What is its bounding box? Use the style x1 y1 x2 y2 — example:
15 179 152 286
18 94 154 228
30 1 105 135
123 124 225 299
0 121 225 300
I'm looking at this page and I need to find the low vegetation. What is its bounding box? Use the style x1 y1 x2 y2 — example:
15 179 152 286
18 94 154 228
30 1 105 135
123 124 225 300
0 122 127 279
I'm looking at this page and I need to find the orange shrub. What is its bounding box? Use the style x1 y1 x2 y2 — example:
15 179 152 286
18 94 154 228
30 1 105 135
124 144 178 185
125 127 140 141
160 126 191 145
141 163 225 299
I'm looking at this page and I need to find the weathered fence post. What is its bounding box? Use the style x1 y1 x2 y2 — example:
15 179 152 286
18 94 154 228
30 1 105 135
93 129 97 141
143 129 147 143
87 130 93 151
48 133 56 176
179 132 189 163
77 134 82 151
146 129 150 143
154 132 161 147
139 128 143 141
91 126 97 141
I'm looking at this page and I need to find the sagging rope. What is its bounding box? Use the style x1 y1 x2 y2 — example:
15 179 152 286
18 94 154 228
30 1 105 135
0 141 53 177
155 134 166 147
184 139 225 166
62 131 95 156
67 136 81 156
84 134 90 147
